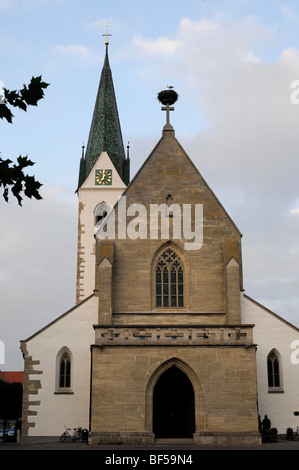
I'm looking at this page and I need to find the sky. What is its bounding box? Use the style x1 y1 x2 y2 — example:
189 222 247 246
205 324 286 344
1 0 299 370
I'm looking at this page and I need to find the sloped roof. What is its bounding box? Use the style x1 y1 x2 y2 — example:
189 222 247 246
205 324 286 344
0 371 24 384
244 293 299 333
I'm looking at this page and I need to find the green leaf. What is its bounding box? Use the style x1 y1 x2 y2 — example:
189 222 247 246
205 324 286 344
21 76 50 107
17 155 35 169
0 76 49 123
23 175 43 200
0 155 42 205
0 104 14 123
0 76 48 204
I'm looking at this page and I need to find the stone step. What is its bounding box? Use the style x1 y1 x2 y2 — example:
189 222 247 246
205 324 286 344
155 438 194 445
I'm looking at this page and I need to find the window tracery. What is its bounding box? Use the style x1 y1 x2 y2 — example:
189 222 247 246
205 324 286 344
59 351 71 388
267 349 281 388
156 248 184 308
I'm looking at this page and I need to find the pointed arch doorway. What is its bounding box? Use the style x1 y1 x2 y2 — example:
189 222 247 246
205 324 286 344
153 366 195 438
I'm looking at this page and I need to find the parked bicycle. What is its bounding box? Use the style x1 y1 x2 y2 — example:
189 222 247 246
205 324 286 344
60 425 83 442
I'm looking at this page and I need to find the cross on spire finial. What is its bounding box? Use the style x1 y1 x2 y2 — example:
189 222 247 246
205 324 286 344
102 22 112 45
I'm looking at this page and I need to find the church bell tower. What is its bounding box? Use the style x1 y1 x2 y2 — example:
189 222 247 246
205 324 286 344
76 28 130 303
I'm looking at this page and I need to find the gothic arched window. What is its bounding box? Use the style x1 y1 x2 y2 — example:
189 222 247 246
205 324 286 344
267 349 281 388
59 351 71 388
156 248 184 308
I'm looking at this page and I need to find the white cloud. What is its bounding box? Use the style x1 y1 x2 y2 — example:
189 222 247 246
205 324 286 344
178 16 219 33
241 50 261 63
290 208 299 215
48 44 101 73
281 3 298 22
0 0 12 9
90 18 107 31
0 0 66 10
134 35 182 56
55 44 93 59
131 15 273 96
130 14 299 326
0 186 78 369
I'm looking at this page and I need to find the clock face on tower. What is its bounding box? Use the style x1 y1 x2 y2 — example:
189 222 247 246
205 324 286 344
95 169 112 186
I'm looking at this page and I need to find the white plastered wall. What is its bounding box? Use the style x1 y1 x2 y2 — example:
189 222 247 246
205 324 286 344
241 293 299 434
25 295 98 436
77 151 126 301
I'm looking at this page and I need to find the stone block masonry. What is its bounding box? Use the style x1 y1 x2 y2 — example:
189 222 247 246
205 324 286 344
89 344 260 445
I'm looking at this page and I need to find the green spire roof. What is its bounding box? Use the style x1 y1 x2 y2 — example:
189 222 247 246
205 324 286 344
78 44 129 188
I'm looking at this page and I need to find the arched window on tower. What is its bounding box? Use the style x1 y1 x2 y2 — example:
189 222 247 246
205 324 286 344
267 349 283 391
156 248 184 308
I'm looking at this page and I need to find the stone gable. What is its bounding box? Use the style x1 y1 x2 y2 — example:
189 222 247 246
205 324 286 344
95 129 242 321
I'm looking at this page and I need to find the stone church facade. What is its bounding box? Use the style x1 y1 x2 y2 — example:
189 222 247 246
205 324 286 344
20 42 299 445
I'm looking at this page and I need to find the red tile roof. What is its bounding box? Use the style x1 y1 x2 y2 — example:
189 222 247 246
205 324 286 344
0 371 24 384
